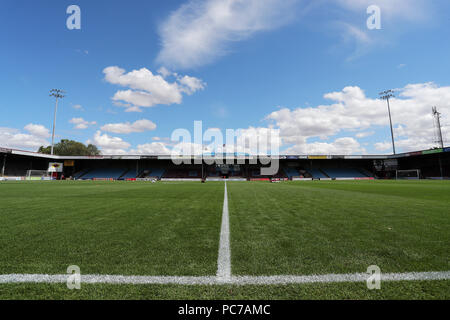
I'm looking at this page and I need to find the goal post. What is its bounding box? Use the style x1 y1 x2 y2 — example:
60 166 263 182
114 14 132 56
396 169 421 180
26 170 52 181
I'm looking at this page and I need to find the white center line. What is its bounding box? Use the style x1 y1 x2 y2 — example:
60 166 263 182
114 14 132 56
217 181 231 282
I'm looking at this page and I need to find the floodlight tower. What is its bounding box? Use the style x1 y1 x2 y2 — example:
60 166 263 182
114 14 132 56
379 90 396 154
432 107 444 149
49 89 66 155
432 107 445 179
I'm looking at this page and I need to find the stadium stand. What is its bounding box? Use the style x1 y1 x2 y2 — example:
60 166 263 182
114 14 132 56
283 167 300 179
120 169 139 180
189 170 199 177
163 168 199 178
141 168 165 179
1 146 449 180
307 168 329 179
3 168 27 177
81 168 127 180
251 170 261 177
207 167 220 177
358 168 374 177
321 168 369 179
299 169 313 178
74 169 89 179
248 167 287 179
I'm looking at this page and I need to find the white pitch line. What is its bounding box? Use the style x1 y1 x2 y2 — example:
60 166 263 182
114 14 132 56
1 271 449 285
216 181 231 282
230 271 450 285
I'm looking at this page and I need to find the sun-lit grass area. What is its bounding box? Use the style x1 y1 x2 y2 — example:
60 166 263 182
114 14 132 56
228 180 450 276
0 280 448 300
0 179 448 299
0 181 224 276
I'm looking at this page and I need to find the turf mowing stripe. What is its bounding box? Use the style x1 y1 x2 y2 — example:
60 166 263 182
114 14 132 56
217 181 231 282
1 271 449 285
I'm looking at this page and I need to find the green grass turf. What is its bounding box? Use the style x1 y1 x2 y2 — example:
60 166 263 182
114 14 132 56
228 180 450 276
0 179 449 299
0 280 448 300
0 181 224 276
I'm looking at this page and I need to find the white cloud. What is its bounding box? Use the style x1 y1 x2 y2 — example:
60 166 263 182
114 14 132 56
130 142 171 155
86 131 173 155
72 104 84 111
157 0 298 69
234 127 282 155
374 141 392 152
69 118 97 130
171 142 210 156
335 22 374 61
104 66 205 109
87 131 131 154
341 23 371 45
101 119 157 134
76 49 89 55
285 137 365 155
266 82 450 154
177 75 206 94
356 131 375 138
0 125 50 151
124 106 143 113
24 123 51 138
189 127 282 155
157 66 172 78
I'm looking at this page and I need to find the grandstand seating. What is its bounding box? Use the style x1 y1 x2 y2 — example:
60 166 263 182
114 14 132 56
142 168 165 179
283 167 300 179
230 170 242 177
251 170 261 177
189 170 199 177
120 169 139 180
4 168 28 177
359 168 374 177
307 168 328 179
163 168 198 178
248 168 287 179
321 168 369 178
74 169 89 179
299 170 312 178
208 171 220 177
81 168 127 180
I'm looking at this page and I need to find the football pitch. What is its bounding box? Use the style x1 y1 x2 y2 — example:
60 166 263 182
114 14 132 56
0 180 449 299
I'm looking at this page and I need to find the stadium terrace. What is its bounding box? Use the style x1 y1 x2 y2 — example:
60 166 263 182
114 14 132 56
1 146 449 181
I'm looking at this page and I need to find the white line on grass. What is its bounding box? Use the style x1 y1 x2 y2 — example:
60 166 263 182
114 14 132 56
1 271 449 285
3 181 449 286
217 181 231 282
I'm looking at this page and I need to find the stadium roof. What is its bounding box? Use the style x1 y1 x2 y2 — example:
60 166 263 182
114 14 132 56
1 146 449 161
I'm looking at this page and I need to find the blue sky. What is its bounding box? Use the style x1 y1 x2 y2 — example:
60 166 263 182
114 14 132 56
0 0 449 155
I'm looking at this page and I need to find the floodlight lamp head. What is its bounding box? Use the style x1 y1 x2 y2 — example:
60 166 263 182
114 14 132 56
379 89 395 96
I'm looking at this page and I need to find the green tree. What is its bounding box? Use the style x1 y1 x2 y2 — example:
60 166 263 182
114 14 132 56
38 140 101 156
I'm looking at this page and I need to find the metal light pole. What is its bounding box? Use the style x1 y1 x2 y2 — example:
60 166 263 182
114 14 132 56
379 90 396 154
49 89 65 155
432 107 445 179
432 107 444 149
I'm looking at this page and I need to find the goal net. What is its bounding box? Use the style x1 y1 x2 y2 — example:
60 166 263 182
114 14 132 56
396 169 421 180
26 170 52 181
